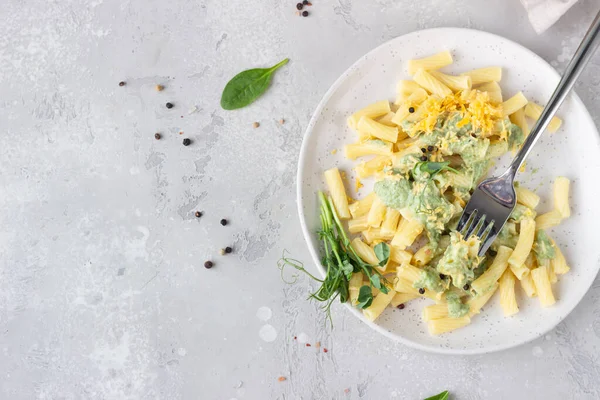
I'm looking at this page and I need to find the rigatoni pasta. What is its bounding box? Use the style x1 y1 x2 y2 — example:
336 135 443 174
310 49 571 335
324 168 351 219
499 269 519 316
407 50 453 75
524 102 562 132
413 68 453 97
461 66 502 85
531 266 556 307
347 100 391 130
502 91 528 117
553 177 571 218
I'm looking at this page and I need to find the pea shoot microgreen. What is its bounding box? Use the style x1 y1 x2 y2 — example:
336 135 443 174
278 192 390 325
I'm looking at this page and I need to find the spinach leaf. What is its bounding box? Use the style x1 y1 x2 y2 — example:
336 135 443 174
356 285 373 309
220 58 289 110
374 242 390 266
424 390 449 400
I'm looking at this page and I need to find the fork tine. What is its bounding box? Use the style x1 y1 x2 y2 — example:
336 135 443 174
478 222 497 257
479 220 495 242
464 214 484 239
473 214 488 237
458 210 477 236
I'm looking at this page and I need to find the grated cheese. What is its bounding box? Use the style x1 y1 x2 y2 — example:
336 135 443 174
410 90 503 137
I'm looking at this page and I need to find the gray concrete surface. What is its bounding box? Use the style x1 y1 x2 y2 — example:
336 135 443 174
1 0 600 399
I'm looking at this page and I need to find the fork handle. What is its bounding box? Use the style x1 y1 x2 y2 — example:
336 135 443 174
507 10 600 176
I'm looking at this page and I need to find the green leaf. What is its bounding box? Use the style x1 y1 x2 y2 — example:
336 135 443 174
414 161 459 177
356 285 373 309
369 274 389 294
338 283 349 304
341 260 354 280
374 242 390 266
424 390 449 400
220 58 289 110
370 274 382 289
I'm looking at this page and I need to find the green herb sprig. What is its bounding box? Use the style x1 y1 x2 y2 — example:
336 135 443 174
413 161 459 178
278 192 390 324
220 58 289 110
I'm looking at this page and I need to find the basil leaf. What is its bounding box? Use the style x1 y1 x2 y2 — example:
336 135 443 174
424 390 449 400
220 58 289 110
374 242 390 266
356 285 373 309
341 260 354 281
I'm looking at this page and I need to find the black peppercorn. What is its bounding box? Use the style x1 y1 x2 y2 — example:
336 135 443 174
397 304 405 310
303 0 309 3
302 10 309 17
195 211 202 218
119 81 126 87
420 155 427 161
418 288 425 294
463 284 470 291
427 145 434 152
225 246 233 254
421 148 426 153
204 261 213 269
220 219 228 226
183 138 191 146
154 133 161 140
166 102 174 109
439 273 446 279
408 107 415 113
296 2 303 9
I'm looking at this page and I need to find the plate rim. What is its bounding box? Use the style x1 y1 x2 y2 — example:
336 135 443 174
296 27 600 355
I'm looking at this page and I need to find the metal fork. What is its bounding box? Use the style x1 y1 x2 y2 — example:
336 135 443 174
457 11 600 257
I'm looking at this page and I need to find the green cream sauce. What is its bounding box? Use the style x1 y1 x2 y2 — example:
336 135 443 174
414 266 445 293
446 291 470 318
492 222 518 250
534 230 556 260
436 232 478 288
372 109 525 294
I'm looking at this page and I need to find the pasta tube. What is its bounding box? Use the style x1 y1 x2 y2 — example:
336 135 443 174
324 168 351 219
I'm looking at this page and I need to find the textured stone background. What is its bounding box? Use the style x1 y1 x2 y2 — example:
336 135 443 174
1 0 600 399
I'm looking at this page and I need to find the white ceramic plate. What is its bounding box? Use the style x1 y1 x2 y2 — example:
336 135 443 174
297 28 600 355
